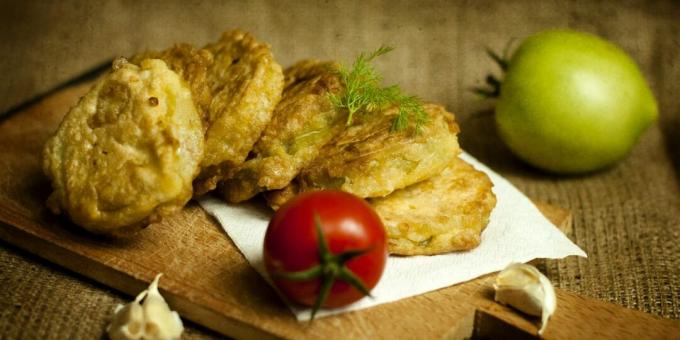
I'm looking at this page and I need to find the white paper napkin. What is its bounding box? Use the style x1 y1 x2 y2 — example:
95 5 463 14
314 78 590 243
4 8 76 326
199 152 586 320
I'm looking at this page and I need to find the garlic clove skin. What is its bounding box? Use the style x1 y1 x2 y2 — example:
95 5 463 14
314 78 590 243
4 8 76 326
142 274 184 340
493 263 556 335
106 273 184 340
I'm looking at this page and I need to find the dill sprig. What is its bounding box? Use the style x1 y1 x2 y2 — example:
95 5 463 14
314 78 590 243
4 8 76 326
329 46 428 132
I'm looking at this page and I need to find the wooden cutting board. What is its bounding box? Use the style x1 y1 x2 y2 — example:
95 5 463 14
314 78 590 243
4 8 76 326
0 81 678 339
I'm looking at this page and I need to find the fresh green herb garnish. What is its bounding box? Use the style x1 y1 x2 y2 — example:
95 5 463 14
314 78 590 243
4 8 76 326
329 46 428 132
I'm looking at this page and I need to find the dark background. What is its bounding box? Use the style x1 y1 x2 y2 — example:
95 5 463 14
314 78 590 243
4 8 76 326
1 1 678 338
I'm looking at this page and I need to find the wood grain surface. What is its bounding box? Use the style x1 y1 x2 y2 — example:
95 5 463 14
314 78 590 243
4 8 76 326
1 82 677 338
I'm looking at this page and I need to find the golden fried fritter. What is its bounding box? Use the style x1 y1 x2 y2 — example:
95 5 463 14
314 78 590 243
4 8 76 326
193 30 284 194
264 181 299 210
43 58 204 234
297 103 460 198
130 43 214 126
371 157 496 255
217 60 345 202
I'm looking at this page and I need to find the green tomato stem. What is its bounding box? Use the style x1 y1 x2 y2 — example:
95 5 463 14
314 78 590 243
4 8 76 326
272 213 374 321
338 267 373 298
472 48 508 99
485 47 509 71
311 271 336 321
472 74 502 98
273 265 323 281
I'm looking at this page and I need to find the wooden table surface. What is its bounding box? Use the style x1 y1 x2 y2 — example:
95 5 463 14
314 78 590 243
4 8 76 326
1 1 678 338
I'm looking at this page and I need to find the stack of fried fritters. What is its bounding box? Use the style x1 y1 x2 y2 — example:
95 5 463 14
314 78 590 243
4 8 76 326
43 29 496 255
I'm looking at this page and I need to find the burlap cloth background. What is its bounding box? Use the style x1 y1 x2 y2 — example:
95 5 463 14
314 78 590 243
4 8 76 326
1 0 678 338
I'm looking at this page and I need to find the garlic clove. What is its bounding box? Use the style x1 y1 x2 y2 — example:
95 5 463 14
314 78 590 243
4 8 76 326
106 273 184 340
107 290 147 340
493 263 556 335
141 273 184 340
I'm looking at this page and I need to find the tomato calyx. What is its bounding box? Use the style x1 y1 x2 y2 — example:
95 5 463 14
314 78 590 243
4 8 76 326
272 214 373 320
473 47 512 98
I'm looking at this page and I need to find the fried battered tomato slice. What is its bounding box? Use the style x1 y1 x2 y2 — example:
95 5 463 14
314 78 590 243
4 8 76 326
370 157 496 255
42 58 204 234
264 180 300 211
130 43 214 125
217 60 345 202
297 103 460 198
193 30 284 194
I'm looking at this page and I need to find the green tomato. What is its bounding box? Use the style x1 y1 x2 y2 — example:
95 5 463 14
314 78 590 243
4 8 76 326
495 29 658 174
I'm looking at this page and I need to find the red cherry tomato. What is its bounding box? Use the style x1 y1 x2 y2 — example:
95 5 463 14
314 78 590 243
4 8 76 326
263 190 387 315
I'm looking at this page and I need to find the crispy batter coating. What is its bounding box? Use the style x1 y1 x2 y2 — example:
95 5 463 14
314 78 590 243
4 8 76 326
217 60 345 202
297 103 460 198
42 58 204 234
371 157 496 255
193 30 284 194
130 44 214 126
264 180 299 211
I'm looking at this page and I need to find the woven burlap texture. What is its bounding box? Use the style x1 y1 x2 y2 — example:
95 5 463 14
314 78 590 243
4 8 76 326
1 0 678 338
